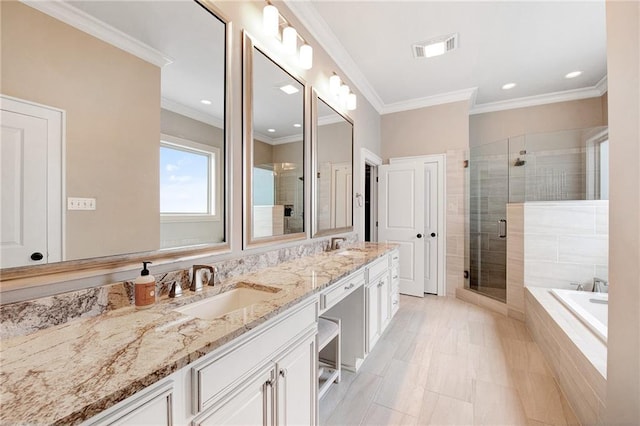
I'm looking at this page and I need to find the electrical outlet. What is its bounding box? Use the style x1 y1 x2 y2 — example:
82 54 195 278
68 197 96 211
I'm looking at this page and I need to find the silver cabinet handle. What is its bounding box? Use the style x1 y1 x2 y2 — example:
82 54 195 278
498 219 507 239
392 275 398 279
377 281 384 288
279 369 287 378
344 283 355 290
265 379 273 387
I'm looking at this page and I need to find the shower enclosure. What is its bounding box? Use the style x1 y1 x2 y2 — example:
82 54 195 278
466 126 608 302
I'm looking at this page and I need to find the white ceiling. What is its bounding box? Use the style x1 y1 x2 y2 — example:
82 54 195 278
286 0 608 115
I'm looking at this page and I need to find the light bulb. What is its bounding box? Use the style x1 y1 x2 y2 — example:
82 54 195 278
339 83 350 99
282 26 297 55
299 44 313 69
263 4 279 37
329 75 341 96
346 93 357 110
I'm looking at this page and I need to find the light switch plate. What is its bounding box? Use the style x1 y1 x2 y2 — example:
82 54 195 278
68 197 96 210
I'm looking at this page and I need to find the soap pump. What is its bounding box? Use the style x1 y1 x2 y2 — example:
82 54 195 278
134 261 156 309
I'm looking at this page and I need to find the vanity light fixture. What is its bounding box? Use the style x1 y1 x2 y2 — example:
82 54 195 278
263 4 279 37
299 43 313 70
329 74 341 96
279 84 299 94
282 26 298 55
200 99 212 105
565 70 582 79
339 83 350 98
262 2 313 70
328 72 357 111
346 93 357 111
502 82 517 90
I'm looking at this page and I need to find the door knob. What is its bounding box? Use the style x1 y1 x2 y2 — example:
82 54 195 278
31 252 44 261
431 232 437 237
417 234 423 238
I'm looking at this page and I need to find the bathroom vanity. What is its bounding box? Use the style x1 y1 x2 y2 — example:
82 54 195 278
0 244 399 425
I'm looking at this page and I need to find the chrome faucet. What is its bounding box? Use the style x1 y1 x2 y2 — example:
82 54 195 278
330 237 346 250
592 277 609 293
190 265 215 292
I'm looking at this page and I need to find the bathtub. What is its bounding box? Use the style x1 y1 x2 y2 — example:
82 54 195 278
551 289 608 343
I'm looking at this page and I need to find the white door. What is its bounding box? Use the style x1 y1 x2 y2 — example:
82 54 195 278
378 162 425 297
424 162 439 295
1 109 47 267
1 96 62 268
331 162 352 228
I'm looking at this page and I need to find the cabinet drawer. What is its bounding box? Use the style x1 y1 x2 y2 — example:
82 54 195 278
390 266 399 284
191 298 317 414
84 379 174 426
390 250 400 267
321 269 365 311
367 256 388 281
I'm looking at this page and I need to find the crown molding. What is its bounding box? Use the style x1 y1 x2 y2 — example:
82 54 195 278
381 88 477 115
284 0 384 113
21 0 173 68
161 98 224 129
469 80 608 115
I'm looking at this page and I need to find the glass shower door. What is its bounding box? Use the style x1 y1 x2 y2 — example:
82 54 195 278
468 140 509 302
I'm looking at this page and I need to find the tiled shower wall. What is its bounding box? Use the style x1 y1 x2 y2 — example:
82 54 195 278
446 149 466 296
507 201 608 313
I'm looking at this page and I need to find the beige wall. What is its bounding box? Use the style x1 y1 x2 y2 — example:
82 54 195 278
1 1 160 260
161 109 223 150
381 100 469 159
273 140 303 165
606 1 640 424
318 121 353 164
469 97 607 146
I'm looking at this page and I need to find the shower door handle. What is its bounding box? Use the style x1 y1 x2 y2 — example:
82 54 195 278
497 220 507 239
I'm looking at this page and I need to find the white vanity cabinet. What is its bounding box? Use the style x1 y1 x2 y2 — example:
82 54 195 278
390 249 400 316
84 297 318 426
365 251 397 353
81 377 176 426
193 332 317 426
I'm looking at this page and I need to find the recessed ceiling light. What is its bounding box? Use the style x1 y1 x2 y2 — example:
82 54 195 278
200 99 212 105
502 83 517 90
293 123 301 128
279 84 299 95
565 71 582 79
267 128 276 133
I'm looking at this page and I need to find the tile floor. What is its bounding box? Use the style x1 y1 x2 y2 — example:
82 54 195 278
320 295 580 425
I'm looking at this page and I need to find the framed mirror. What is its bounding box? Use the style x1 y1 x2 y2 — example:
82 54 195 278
1 0 229 279
312 94 354 236
243 34 306 247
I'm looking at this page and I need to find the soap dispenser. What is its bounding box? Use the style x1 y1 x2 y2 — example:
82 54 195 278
134 261 156 309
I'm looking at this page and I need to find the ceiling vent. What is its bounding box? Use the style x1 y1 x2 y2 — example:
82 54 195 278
412 33 458 59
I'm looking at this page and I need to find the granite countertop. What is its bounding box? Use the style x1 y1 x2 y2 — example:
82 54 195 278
0 242 396 425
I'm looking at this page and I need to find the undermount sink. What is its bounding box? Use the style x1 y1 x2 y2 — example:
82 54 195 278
175 287 281 320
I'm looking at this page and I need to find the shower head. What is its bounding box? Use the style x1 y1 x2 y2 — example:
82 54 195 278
514 158 526 167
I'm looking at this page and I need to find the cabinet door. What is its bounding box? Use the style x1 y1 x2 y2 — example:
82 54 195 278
366 283 380 353
276 336 317 425
379 274 391 332
195 367 275 426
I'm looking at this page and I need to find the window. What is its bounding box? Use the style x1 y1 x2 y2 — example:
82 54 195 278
160 134 219 218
